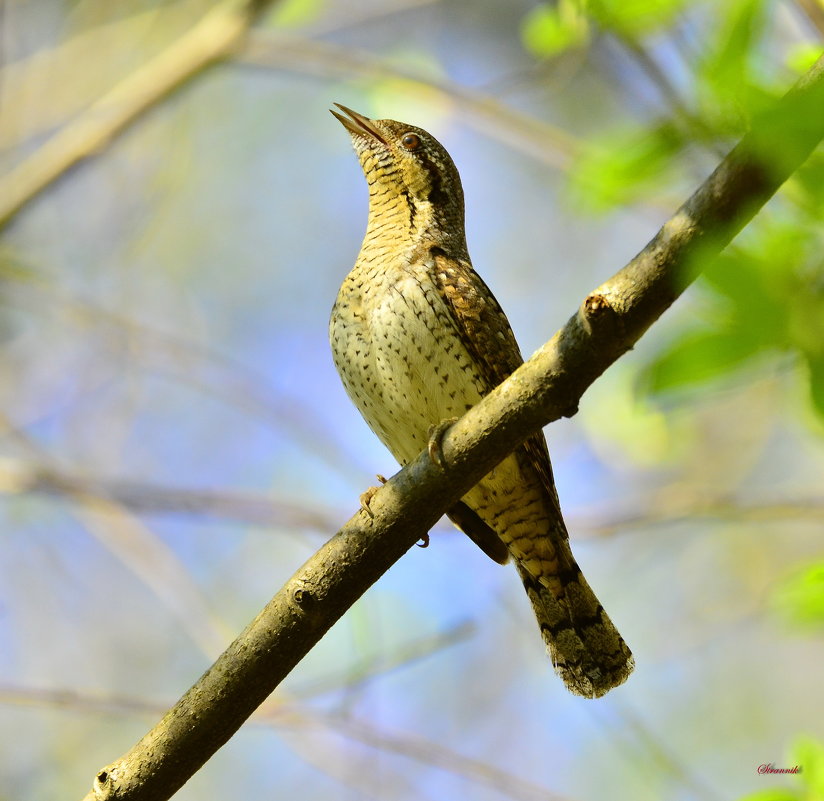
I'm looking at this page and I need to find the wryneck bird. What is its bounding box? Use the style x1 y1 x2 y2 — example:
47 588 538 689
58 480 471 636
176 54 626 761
329 104 633 697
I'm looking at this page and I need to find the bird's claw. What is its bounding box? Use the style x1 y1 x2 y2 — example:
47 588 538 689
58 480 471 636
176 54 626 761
427 418 459 468
417 533 430 549
359 475 388 518
359 486 379 518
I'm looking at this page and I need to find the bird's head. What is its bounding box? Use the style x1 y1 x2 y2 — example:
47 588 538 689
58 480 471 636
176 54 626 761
331 104 466 245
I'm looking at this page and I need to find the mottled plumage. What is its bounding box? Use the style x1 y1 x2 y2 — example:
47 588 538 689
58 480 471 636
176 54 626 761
329 105 633 697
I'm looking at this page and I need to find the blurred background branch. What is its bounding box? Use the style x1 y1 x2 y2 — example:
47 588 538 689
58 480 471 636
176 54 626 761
2 680 571 801
238 31 580 169
2 454 823 533
0 0 280 227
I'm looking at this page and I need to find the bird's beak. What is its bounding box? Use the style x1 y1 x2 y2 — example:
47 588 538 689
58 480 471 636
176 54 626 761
330 103 387 145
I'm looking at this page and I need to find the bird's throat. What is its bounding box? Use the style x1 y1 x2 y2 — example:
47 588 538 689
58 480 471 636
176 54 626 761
362 186 465 259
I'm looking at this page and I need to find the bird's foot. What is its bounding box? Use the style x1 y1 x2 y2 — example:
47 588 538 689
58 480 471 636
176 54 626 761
359 474 388 518
417 533 430 549
359 487 377 518
427 417 459 468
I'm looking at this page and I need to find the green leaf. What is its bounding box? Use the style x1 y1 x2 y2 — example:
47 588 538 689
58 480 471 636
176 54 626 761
705 219 824 354
701 0 765 84
787 154 824 218
772 564 824 627
806 356 824 422
735 790 799 801
701 250 763 303
270 0 325 28
569 122 683 212
588 0 687 35
696 0 771 132
521 2 590 58
791 735 824 797
640 327 764 395
702 255 791 350
786 44 824 76
639 212 824 403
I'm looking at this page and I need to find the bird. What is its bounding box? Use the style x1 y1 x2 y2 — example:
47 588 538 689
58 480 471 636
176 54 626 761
328 104 633 697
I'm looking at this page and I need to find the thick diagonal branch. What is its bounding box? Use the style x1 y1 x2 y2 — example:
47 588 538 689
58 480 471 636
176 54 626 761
82 55 824 801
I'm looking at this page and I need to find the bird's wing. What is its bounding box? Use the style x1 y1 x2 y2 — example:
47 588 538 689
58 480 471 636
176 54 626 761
430 250 567 540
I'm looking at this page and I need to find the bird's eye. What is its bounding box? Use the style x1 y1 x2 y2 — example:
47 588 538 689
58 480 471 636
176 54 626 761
400 132 421 150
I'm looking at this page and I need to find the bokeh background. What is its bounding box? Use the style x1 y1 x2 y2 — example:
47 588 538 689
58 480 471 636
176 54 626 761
2 1 824 799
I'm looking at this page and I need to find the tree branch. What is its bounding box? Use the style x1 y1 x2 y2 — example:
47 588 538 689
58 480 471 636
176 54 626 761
81 55 824 801
0 0 278 228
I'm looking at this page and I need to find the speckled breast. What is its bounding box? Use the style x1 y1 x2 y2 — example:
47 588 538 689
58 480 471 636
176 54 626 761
330 253 486 467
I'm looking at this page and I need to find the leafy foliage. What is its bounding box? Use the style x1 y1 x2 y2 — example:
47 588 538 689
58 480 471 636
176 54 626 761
521 0 688 54
521 2 824 422
738 791 802 801
587 0 688 35
521 1 590 58
793 736 824 799
640 207 824 418
772 563 824 628
569 122 684 211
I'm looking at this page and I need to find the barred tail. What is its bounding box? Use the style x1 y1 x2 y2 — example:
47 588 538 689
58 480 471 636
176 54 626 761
516 561 634 698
